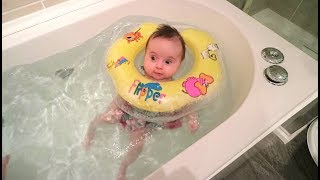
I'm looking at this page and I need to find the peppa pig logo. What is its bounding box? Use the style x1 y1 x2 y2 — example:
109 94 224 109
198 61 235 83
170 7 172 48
182 73 214 98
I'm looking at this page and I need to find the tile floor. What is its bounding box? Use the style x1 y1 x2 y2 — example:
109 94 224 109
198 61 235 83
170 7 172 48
213 126 318 180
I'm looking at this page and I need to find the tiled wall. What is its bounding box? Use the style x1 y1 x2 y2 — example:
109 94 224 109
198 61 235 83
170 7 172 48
228 0 318 37
2 0 69 23
3 0 318 38
267 0 318 37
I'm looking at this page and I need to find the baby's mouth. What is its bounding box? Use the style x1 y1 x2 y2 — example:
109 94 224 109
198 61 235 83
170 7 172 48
153 72 162 76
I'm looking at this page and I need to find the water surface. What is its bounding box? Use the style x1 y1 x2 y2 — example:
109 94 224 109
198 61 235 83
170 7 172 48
2 16 233 180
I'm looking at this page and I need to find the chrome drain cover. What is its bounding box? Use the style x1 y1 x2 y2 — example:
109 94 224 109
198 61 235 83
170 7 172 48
264 65 288 86
261 47 284 64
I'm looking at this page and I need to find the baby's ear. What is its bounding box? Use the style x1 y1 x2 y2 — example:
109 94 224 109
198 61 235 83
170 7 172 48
140 66 145 75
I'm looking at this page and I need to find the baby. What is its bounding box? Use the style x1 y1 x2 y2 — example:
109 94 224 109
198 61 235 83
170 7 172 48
82 24 199 180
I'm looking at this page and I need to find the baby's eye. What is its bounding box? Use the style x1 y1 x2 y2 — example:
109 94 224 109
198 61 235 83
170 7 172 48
165 59 172 64
151 56 156 61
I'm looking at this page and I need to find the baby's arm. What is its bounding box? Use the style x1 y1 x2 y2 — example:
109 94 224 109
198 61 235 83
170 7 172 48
186 112 199 133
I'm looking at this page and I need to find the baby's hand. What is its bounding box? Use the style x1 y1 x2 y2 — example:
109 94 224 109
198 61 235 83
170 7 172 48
82 137 92 150
187 113 199 133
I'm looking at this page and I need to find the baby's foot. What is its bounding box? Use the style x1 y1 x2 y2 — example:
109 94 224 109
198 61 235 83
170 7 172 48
2 155 9 167
82 137 92 150
188 118 199 133
117 174 126 180
2 155 10 180
82 133 94 150
116 166 126 180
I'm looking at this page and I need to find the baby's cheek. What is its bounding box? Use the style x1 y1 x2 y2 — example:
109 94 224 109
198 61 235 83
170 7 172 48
144 68 152 77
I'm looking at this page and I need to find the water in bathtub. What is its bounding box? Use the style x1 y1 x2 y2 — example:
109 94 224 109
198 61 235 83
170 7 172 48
2 16 233 180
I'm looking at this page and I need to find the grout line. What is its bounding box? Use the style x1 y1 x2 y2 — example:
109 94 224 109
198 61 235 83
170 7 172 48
289 0 304 21
242 0 253 14
40 1 46 9
2 1 45 15
303 45 318 54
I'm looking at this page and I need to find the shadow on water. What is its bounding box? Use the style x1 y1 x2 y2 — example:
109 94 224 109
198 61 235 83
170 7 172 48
55 68 74 79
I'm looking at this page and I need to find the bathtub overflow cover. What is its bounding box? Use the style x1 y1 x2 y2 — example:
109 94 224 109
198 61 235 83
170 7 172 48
261 47 284 64
264 65 288 86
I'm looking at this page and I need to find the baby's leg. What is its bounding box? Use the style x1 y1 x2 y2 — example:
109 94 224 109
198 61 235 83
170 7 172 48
82 102 124 149
187 112 199 133
163 119 183 129
117 127 150 180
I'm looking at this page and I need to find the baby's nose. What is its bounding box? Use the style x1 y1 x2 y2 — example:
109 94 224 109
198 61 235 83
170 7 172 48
156 61 164 69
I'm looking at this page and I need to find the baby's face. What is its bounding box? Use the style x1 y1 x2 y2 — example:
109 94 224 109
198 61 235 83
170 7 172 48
144 37 183 81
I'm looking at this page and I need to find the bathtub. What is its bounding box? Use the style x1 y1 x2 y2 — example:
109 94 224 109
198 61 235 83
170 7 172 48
2 0 318 179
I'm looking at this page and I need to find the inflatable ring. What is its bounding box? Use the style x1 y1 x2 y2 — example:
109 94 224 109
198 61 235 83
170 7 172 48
106 23 222 113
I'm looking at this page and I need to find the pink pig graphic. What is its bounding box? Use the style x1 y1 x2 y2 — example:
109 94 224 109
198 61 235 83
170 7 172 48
182 73 214 98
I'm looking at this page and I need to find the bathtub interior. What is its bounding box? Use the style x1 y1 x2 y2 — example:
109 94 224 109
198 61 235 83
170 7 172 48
3 0 255 114
2 0 255 180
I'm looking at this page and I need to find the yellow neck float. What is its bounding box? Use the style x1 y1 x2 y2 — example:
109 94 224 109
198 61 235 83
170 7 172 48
106 23 222 113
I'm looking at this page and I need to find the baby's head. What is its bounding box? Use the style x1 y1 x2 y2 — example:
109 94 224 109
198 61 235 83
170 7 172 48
144 24 186 81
